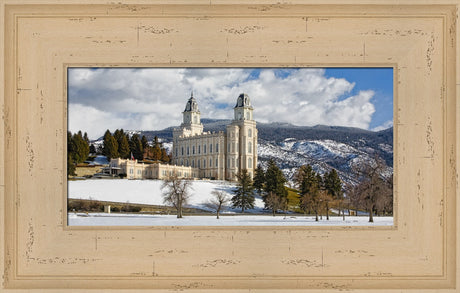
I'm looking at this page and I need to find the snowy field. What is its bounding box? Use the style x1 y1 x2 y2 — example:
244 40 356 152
68 179 393 226
68 179 265 212
68 213 394 226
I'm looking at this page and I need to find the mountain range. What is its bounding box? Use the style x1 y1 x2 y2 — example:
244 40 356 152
112 119 393 185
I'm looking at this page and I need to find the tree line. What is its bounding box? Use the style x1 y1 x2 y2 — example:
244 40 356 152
67 129 172 177
102 129 171 163
160 157 392 223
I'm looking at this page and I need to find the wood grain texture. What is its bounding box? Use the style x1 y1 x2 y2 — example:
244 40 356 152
0 1 459 291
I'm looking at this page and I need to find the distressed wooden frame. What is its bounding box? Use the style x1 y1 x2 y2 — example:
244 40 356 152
1 1 459 291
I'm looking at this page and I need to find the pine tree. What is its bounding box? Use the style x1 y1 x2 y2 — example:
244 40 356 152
67 155 76 177
118 135 130 159
129 134 143 160
71 132 89 163
141 135 149 150
231 169 255 213
160 148 170 163
263 159 288 209
67 131 76 177
252 165 265 195
324 169 342 199
83 132 90 144
103 130 119 160
324 169 343 220
296 165 320 218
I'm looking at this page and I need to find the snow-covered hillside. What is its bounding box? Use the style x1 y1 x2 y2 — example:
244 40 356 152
89 120 393 186
68 179 265 213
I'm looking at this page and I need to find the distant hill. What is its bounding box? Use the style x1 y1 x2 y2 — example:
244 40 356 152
94 118 393 184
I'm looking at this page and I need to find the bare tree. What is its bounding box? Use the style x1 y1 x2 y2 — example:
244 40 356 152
265 191 288 217
205 190 230 219
161 173 192 218
352 155 392 222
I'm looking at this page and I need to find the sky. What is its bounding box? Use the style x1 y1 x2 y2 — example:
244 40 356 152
68 68 393 140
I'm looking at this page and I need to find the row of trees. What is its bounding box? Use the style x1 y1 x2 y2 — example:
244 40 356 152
295 165 343 221
160 157 392 222
67 131 90 176
102 129 170 163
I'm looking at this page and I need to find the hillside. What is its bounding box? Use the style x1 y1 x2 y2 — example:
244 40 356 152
93 119 393 185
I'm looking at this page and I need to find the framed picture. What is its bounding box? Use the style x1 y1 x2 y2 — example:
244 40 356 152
1 1 458 291
66 67 394 227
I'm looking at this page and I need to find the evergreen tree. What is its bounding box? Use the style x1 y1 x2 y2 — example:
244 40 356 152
160 148 170 163
67 155 76 177
252 165 265 195
297 168 322 221
83 132 90 144
117 133 130 159
67 131 76 177
263 159 288 208
141 135 149 150
103 130 119 160
129 134 143 160
71 132 89 163
324 169 342 199
296 165 319 216
231 169 255 213
324 168 343 220
151 136 162 161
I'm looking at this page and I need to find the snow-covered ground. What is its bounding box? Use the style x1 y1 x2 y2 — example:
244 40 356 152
68 179 393 226
68 213 393 226
68 179 265 212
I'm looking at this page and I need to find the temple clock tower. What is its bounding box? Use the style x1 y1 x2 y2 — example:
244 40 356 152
226 93 257 180
181 92 203 136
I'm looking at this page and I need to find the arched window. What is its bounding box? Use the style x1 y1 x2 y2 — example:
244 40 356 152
187 146 189 155
248 128 252 137
192 146 195 154
248 141 252 153
198 145 201 154
181 147 184 156
216 143 219 152
204 144 206 154
175 148 178 157
198 160 201 168
186 159 189 167
216 157 218 167
203 159 206 168
180 159 183 166
210 144 212 153
248 157 252 168
192 160 195 167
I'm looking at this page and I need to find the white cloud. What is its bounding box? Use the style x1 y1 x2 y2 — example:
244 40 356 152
69 68 378 139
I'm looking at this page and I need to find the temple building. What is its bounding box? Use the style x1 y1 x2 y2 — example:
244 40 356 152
108 93 257 181
172 93 258 180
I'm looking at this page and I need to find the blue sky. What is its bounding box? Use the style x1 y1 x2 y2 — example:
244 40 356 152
324 68 393 130
68 68 393 139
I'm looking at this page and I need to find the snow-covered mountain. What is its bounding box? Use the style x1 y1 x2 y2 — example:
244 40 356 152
92 119 393 185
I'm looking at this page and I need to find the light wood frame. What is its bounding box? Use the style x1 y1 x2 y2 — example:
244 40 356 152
1 1 459 291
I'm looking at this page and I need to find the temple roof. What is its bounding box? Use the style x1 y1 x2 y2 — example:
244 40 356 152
235 93 252 108
184 92 199 112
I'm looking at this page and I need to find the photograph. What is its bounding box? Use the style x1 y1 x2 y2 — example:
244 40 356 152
67 67 394 226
